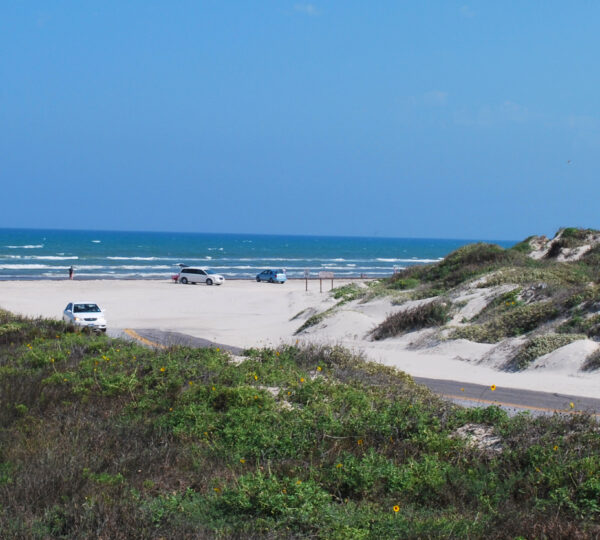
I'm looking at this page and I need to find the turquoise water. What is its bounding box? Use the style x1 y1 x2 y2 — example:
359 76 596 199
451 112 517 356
0 228 515 280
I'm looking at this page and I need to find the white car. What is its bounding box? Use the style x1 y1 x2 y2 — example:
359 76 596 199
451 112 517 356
63 302 107 332
177 267 225 285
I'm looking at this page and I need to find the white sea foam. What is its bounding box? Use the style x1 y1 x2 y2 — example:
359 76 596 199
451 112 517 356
0 264 52 270
5 245 44 249
32 256 79 260
376 258 440 263
92 240 101 243
107 257 161 261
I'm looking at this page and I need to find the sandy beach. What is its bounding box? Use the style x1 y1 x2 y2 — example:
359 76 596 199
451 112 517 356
1 278 599 399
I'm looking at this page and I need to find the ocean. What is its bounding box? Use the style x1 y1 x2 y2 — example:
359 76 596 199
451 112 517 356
0 228 515 280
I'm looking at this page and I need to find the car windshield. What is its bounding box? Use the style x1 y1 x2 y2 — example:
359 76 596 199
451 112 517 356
74 304 101 313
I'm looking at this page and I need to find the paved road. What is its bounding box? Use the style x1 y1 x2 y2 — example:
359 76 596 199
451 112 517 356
111 328 600 417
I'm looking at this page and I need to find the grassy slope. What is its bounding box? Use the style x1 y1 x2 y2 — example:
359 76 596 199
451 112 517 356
1 310 600 538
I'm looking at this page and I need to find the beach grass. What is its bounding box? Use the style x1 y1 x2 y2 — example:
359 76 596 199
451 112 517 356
1 310 600 538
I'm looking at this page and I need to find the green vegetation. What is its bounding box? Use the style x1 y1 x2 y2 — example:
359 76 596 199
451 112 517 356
371 300 452 341
357 228 600 350
451 301 560 343
558 313 600 339
387 243 527 294
582 349 600 372
506 333 587 371
1 311 600 538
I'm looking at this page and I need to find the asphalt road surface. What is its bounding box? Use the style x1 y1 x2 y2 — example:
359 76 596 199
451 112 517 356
110 328 600 417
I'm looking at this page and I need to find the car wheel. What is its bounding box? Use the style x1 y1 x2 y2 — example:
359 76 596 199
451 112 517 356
206 278 213 286
256 277 261 282
181 277 188 284
269 278 274 283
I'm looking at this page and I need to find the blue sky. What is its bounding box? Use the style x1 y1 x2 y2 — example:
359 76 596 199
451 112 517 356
1 1 598 241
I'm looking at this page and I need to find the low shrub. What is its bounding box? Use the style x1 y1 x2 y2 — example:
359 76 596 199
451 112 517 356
331 283 364 302
510 236 536 254
387 276 420 290
582 349 600 372
558 313 600 339
505 334 587 371
451 301 560 343
371 300 451 340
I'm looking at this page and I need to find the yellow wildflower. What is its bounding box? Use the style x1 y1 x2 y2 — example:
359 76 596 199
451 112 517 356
160 367 165 372
491 384 496 391
393 505 400 513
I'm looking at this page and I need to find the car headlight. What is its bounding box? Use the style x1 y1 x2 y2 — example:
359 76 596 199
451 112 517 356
74 317 81 321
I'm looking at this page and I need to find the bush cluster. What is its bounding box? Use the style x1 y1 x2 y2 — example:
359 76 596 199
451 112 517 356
582 349 600 372
505 333 587 371
451 301 559 343
1 311 600 538
371 300 452 341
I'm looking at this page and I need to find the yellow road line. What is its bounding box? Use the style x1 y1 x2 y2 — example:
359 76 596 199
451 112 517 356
441 393 599 416
124 328 167 349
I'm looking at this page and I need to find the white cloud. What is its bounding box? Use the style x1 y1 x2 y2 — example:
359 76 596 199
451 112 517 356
423 90 448 106
453 100 529 127
294 3 318 16
460 5 475 18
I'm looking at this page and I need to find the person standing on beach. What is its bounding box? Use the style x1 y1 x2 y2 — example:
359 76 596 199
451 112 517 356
69 266 74 280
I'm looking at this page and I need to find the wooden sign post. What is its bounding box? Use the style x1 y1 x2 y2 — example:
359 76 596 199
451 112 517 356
318 271 334 292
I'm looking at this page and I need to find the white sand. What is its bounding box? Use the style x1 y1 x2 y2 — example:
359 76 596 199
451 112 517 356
1 279 599 399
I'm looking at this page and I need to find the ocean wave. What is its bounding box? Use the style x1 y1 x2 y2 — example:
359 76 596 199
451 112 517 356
0 264 53 270
107 256 162 261
376 258 440 263
32 256 79 260
5 245 44 249
0 255 77 261
39 272 172 279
